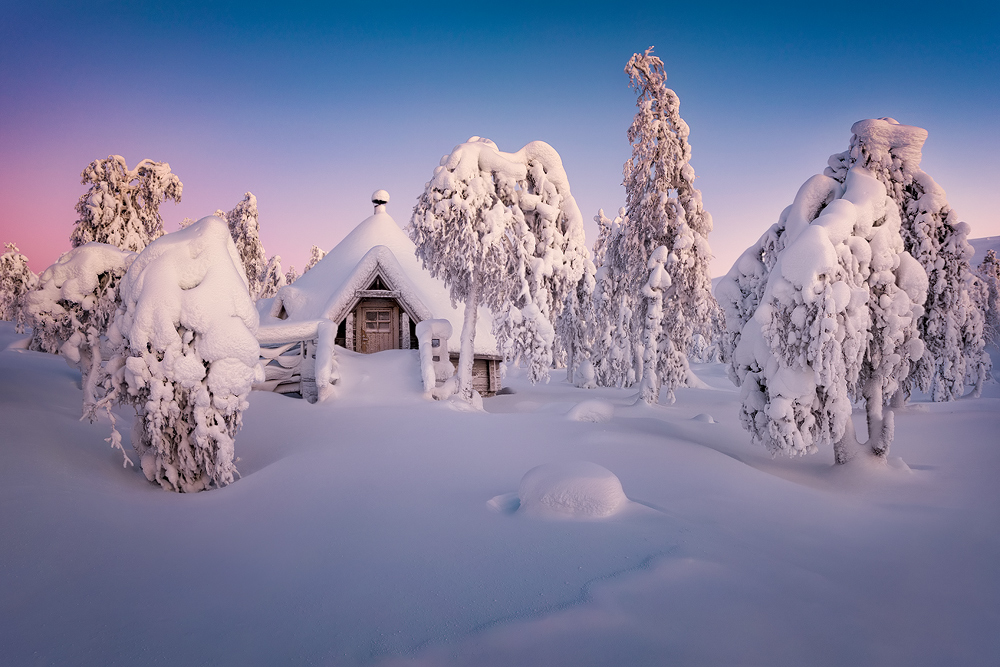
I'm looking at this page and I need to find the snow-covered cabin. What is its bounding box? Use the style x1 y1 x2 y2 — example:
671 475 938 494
255 191 502 398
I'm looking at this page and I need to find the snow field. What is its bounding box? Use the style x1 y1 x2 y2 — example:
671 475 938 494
2 324 999 665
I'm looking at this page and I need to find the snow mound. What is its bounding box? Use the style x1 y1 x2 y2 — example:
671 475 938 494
691 413 717 423
566 399 614 423
517 461 629 519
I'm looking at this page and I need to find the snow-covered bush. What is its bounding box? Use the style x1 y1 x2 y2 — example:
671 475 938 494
588 48 720 403
826 118 988 400
99 216 260 492
70 155 182 253
25 244 135 405
977 249 1000 345
725 148 927 464
0 242 37 333
410 137 590 398
517 461 629 519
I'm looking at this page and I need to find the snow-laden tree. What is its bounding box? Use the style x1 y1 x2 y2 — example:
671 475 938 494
258 254 286 299
725 158 928 465
508 142 592 383
589 208 636 388
620 48 719 403
284 265 300 285
556 252 595 384
717 179 824 385
638 246 686 404
25 244 135 408
98 217 260 492
303 245 327 273
978 249 1000 345
223 192 267 298
70 155 182 253
410 137 590 398
826 118 989 400
0 242 37 333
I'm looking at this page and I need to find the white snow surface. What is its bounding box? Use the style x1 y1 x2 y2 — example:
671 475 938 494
2 320 999 666
259 210 498 355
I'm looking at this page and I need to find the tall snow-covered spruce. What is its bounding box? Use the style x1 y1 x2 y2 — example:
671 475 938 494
597 47 720 403
70 155 182 253
0 242 37 333
718 121 929 465
409 137 590 400
826 118 989 400
101 217 260 492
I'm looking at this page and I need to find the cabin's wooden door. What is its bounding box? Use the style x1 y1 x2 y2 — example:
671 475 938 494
358 306 395 353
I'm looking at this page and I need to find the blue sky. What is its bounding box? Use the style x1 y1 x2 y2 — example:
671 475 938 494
2 1 997 275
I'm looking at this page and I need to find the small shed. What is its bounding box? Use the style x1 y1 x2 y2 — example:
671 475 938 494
256 191 502 398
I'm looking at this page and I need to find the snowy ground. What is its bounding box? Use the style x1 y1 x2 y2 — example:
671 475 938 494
2 321 998 666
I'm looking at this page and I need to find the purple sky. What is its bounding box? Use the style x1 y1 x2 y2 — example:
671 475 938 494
2 1 998 276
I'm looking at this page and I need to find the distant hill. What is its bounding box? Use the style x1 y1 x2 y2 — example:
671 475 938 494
970 236 1000 267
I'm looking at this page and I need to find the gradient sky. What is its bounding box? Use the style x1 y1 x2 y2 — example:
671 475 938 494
2 1 998 276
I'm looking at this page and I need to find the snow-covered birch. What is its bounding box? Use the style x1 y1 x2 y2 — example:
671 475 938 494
410 137 590 397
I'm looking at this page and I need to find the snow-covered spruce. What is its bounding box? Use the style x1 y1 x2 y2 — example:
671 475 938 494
24 243 134 408
0 242 37 333
826 118 989 401
303 245 327 273
222 192 268 299
284 265 299 285
977 249 1000 345
608 48 720 403
410 137 590 399
69 155 182 253
258 254 286 299
637 246 687 404
728 158 928 464
589 208 635 388
102 217 260 492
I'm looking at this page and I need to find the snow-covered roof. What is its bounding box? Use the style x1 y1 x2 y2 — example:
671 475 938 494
258 203 499 355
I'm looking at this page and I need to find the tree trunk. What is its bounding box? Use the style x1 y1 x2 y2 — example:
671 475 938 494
457 279 480 402
833 378 893 464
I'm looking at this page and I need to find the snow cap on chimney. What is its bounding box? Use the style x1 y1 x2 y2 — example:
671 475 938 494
372 189 389 213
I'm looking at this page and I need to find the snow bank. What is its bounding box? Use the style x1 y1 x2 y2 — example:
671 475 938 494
566 399 614 423
517 461 629 519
